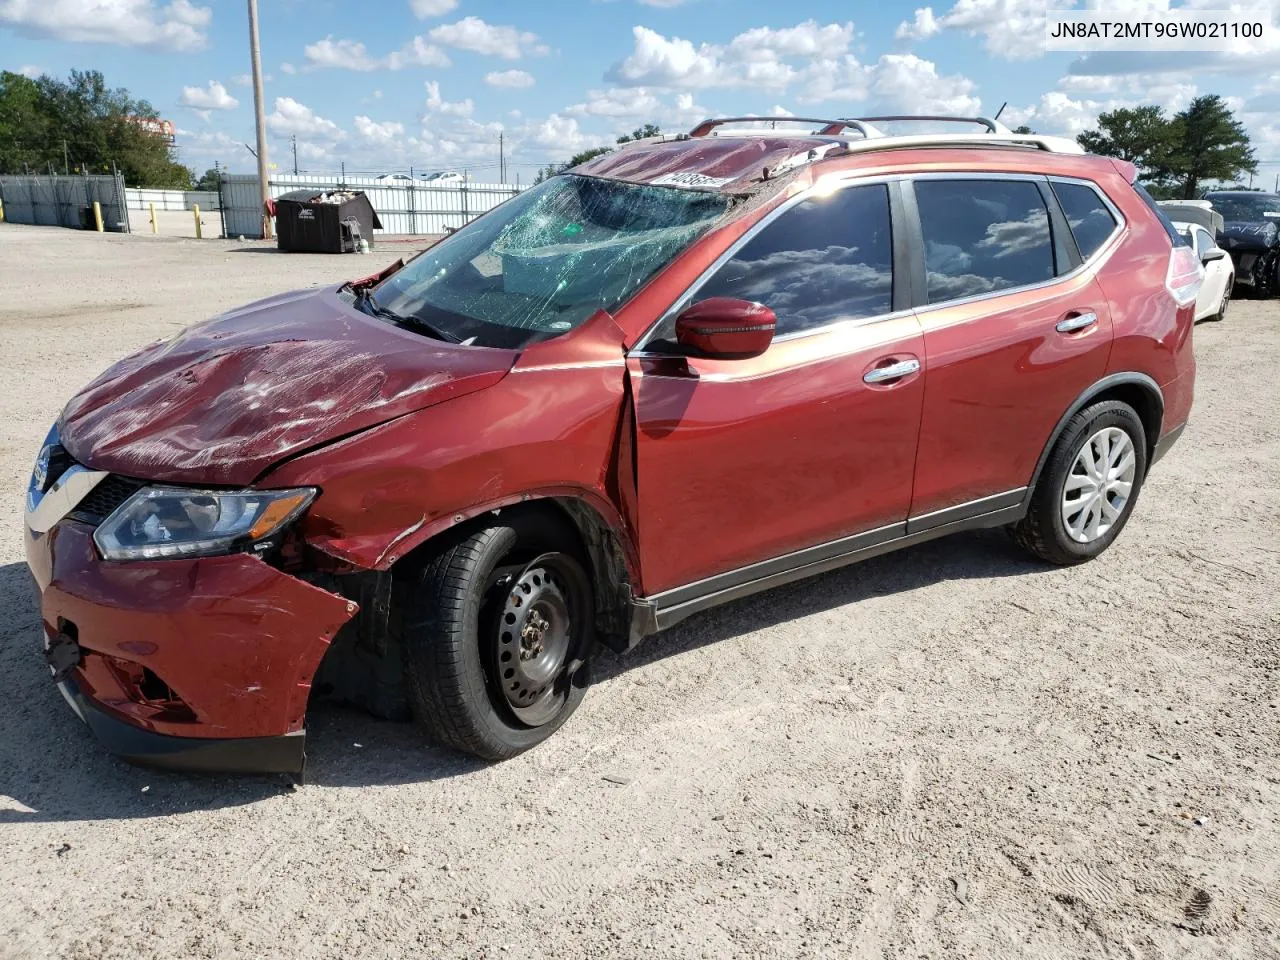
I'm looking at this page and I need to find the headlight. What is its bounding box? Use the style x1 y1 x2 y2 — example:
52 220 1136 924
93 486 316 561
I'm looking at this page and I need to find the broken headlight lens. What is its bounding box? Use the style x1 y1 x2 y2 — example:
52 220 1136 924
93 486 316 561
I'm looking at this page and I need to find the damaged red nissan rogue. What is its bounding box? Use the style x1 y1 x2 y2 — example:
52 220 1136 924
25 116 1200 774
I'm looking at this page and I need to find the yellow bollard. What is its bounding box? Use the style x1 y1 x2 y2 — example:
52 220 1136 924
92 201 103 232
193 204 202 240
149 202 157 234
0 197 5 223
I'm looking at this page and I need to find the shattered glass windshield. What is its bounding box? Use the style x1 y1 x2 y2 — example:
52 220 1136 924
1208 194 1280 221
373 174 731 348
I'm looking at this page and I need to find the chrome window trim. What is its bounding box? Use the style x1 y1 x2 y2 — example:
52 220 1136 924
630 174 904 353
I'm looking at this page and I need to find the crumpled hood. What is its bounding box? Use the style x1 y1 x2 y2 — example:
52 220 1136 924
1220 219 1279 253
60 286 518 486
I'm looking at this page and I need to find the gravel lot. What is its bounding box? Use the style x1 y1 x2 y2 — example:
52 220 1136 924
0 223 1277 960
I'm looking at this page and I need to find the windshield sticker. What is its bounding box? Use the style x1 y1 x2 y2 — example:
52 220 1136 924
649 172 735 189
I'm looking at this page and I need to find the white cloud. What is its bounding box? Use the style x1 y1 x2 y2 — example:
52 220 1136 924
895 7 941 41
304 35 451 71
867 53 981 114
354 115 406 144
485 69 535 88
727 20 854 61
17 64 43 78
607 21 856 92
608 25 724 87
178 80 239 111
889 0 1066 60
0 0 211 50
638 0 694 5
526 113 603 153
267 96 345 141
409 0 456 16
424 80 474 117
280 62 297 75
429 16 548 59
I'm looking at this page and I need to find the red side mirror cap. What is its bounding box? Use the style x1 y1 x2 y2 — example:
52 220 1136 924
675 297 776 359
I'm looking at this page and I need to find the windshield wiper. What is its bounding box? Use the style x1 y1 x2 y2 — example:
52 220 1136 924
354 287 461 343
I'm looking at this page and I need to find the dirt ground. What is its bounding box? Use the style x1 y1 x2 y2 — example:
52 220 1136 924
0 222 1276 960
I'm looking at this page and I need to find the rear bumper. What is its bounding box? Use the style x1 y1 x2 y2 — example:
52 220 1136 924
56 673 306 774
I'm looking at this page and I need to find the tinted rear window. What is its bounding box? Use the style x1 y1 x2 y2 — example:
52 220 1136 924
1132 182 1187 246
914 179 1055 304
1052 181 1118 259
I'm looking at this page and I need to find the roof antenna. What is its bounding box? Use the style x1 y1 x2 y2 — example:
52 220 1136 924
994 102 1008 121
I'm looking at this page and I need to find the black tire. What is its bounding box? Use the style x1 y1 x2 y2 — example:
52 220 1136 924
1011 400 1148 566
1209 281 1230 321
396 524 593 760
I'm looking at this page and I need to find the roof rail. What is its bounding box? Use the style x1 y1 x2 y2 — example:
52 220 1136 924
835 132 1084 155
688 117 882 139
848 115 1013 135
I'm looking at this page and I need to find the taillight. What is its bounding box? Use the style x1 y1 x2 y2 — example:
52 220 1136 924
1165 245 1204 307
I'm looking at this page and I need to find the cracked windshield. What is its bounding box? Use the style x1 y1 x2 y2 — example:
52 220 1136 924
373 174 731 348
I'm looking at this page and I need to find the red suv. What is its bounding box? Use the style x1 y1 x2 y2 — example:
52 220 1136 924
25 116 1200 774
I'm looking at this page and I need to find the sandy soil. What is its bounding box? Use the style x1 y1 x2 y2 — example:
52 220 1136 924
0 222 1277 960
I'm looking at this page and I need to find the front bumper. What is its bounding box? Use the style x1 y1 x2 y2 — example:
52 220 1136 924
56 672 306 773
26 520 358 774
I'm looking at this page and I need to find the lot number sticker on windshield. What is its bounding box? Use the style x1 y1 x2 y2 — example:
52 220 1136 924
649 172 734 189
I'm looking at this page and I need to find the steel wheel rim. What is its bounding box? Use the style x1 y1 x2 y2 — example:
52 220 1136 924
1061 426 1136 544
489 558 579 727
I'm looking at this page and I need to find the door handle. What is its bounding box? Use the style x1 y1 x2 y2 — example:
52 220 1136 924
863 358 921 384
1056 311 1098 333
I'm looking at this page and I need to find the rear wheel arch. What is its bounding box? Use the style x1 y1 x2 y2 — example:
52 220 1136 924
1026 373 1163 500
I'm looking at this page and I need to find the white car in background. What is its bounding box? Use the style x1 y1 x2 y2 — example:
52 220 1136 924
1172 220 1234 322
421 171 466 184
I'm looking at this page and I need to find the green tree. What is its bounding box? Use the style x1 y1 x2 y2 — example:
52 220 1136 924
194 167 222 191
617 123 661 144
1077 105 1179 183
1012 125 1034 134
0 69 192 187
1166 95 1256 198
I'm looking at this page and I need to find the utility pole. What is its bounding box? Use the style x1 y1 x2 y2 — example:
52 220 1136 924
499 131 505 184
247 0 273 239
291 134 298 175
62 139 69 175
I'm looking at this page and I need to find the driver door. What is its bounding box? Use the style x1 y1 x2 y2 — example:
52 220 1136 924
627 181 926 596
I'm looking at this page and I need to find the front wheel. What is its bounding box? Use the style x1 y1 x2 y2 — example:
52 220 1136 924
1011 400 1148 565
397 525 593 760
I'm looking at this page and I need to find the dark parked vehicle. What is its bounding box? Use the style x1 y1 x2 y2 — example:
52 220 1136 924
26 116 1200 774
1203 191 1280 297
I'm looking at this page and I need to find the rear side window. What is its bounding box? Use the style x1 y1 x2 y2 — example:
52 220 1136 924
693 183 894 335
1132 182 1187 246
914 179 1055 304
1051 181 1118 259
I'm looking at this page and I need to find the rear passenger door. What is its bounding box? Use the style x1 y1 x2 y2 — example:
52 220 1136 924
906 175 1120 523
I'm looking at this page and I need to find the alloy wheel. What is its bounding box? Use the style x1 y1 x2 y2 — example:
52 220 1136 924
1061 426 1137 544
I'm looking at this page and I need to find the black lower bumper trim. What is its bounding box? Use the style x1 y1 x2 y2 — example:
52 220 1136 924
57 678 306 775
1151 421 1187 466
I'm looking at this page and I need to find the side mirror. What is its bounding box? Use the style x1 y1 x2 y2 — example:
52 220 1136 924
1202 248 1227 263
675 298 776 359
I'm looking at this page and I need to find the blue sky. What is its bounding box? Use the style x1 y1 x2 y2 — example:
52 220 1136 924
2 0 1279 188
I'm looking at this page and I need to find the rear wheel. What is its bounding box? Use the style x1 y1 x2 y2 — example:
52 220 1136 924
1209 280 1231 321
397 524 593 760
1011 401 1148 565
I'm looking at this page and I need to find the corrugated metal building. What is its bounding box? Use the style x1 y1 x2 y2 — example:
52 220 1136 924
220 174 522 238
